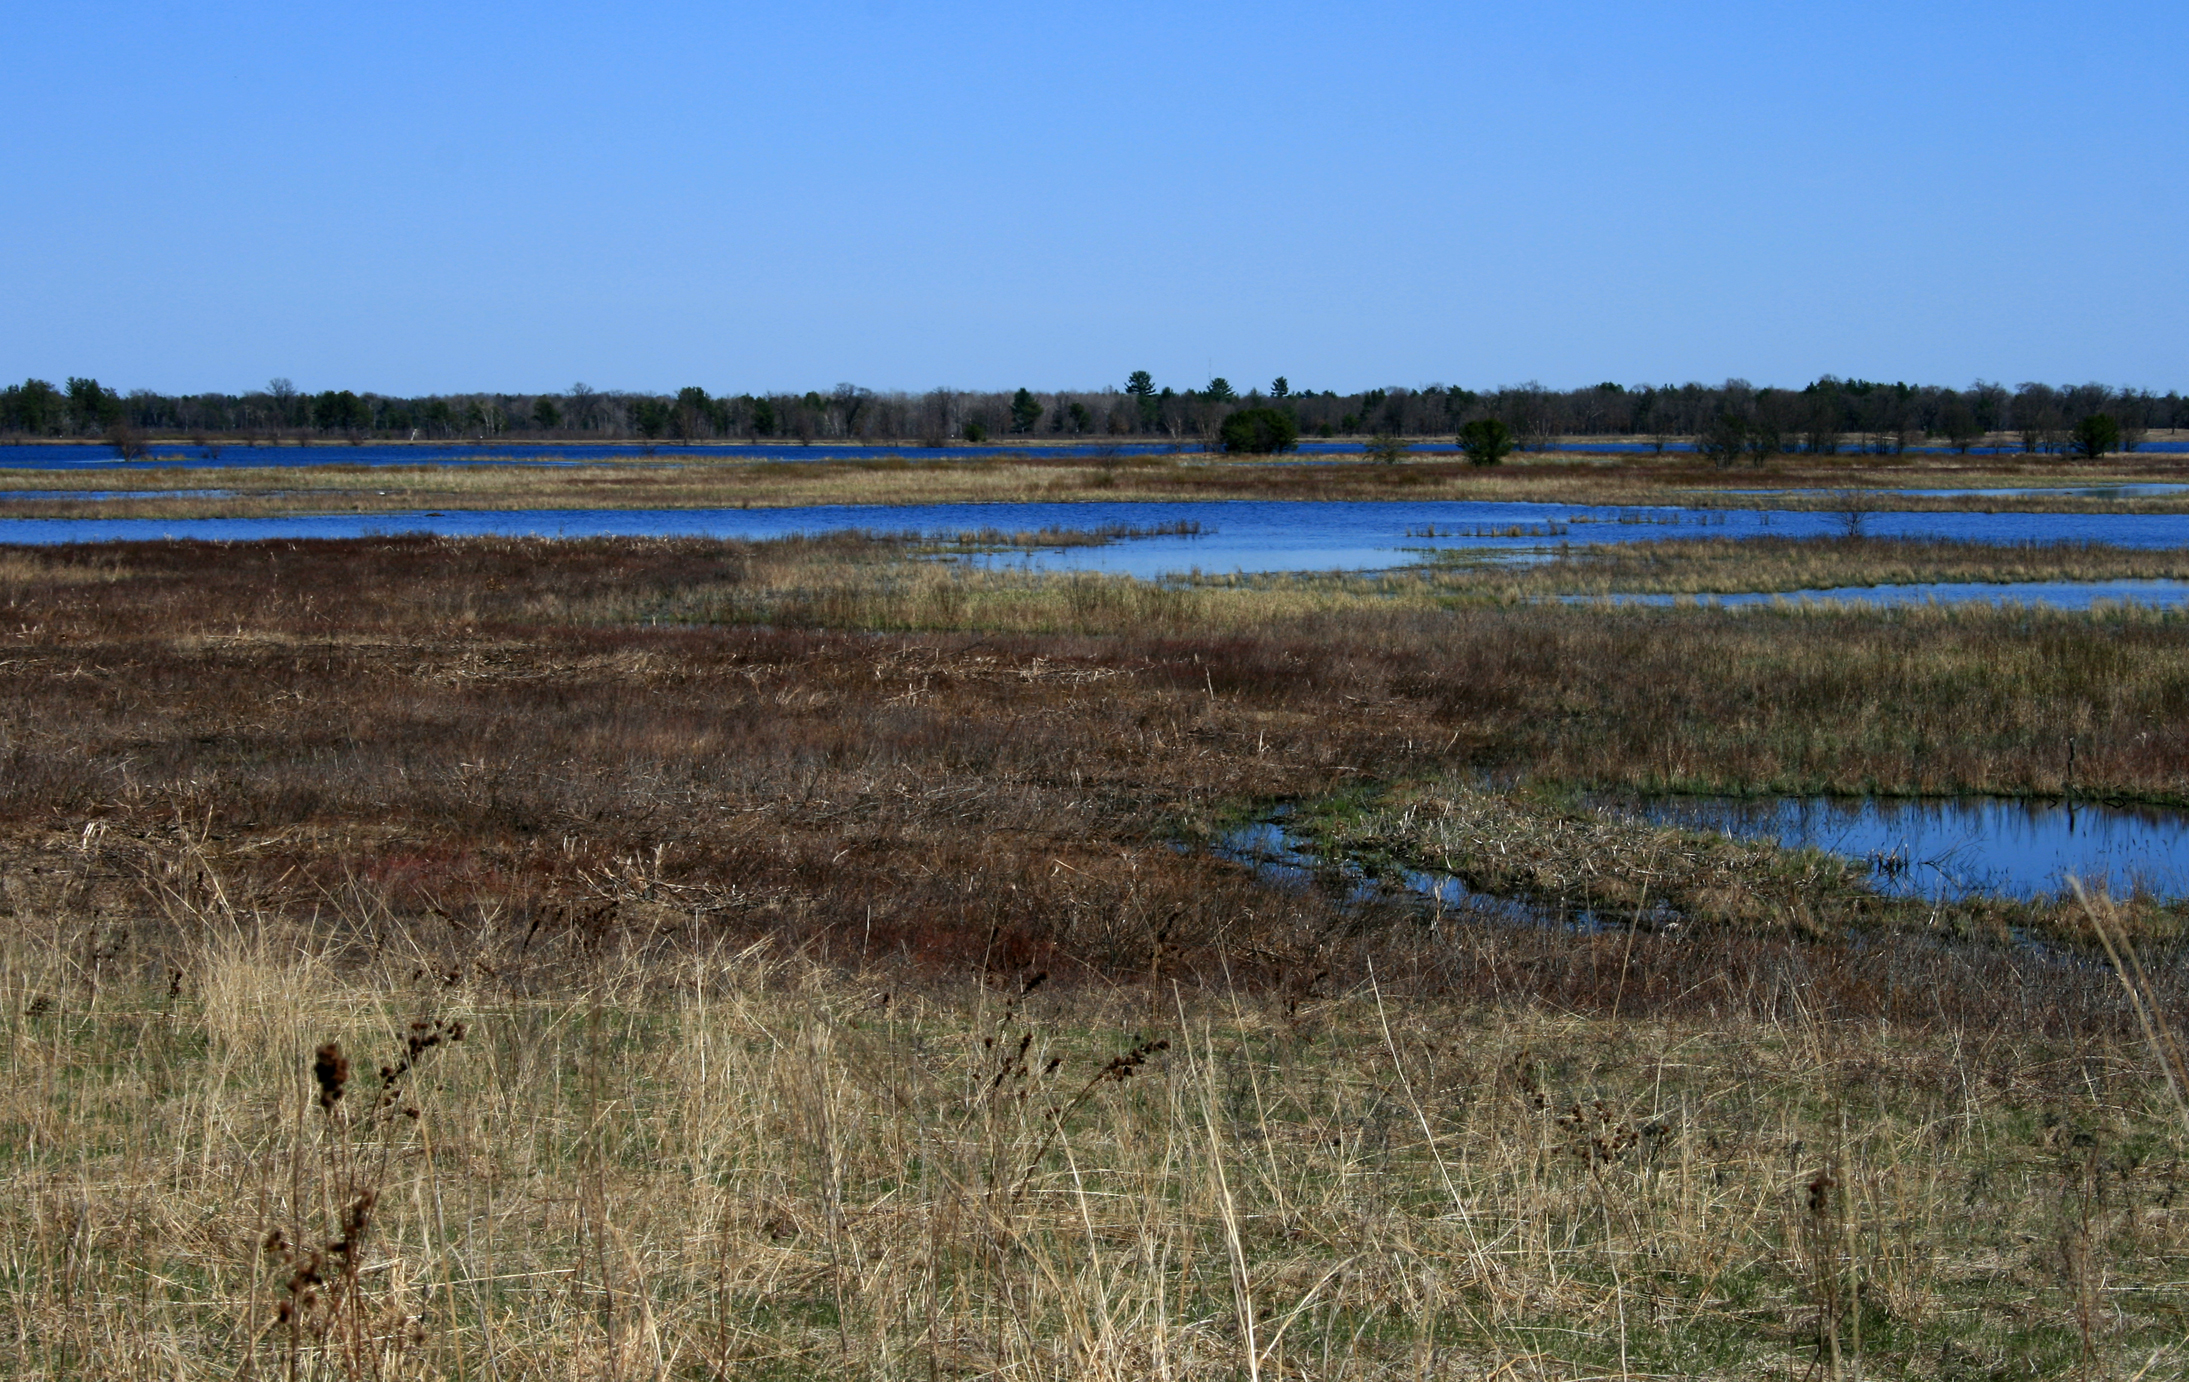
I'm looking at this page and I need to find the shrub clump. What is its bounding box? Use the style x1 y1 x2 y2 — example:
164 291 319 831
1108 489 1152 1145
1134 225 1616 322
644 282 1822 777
1458 417 1516 466
1217 407 1299 455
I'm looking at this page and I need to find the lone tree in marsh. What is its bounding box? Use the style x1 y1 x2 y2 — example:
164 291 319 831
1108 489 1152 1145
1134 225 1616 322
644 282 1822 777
104 419 150 460
1697 409 1750 469
2071 413 2121 459
1365 432 1409 464
1217 407 1299 454
1457 417 1515 466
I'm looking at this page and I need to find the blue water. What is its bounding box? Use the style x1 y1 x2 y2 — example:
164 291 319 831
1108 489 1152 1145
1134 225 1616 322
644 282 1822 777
1618 796 2189 901
8 438 2186 470
1224 795 2189 912
1573 580 2189 611
11 499 2189 579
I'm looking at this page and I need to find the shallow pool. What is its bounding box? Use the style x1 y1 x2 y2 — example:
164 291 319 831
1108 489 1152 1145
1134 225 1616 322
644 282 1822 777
1614 795 2189 901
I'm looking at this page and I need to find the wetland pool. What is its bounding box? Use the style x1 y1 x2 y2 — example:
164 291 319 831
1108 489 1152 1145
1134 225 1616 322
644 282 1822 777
1223 795 2189 921
10 499 2189 583
1616 795 2189 902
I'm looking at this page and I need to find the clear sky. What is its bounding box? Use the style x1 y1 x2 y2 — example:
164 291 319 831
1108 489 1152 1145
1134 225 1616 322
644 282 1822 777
3 1 2182 397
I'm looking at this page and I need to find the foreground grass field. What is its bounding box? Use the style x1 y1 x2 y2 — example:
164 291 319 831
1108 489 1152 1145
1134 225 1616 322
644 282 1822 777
9 912 2186 1379
3 534 2186 1378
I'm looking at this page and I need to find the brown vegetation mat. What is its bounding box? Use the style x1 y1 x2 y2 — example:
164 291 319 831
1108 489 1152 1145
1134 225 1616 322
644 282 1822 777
4 534 2188 964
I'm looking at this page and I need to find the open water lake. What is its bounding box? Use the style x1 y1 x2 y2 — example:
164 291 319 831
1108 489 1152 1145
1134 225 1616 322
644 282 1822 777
9 499 2189 582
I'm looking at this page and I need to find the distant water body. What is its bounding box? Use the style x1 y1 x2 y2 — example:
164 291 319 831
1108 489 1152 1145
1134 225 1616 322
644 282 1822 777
5 439 2187 470
9 499 2189 581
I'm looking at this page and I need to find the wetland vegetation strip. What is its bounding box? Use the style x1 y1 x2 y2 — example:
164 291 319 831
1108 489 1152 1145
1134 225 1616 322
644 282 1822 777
1456 535 2189 601
14 502 2189 579
13 448 2189 521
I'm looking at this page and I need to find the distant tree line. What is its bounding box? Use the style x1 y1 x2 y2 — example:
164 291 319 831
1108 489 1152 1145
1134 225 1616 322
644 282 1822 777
1 373 2181 458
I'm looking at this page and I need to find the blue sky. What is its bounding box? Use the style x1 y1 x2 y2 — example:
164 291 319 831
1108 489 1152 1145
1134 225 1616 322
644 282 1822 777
3 1 2182 396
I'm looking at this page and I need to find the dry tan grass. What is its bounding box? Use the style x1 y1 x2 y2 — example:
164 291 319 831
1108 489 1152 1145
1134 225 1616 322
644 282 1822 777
5 877 2187 1380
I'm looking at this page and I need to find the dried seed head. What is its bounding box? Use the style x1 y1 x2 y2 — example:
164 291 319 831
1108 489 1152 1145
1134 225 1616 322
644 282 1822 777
1808 1171 1838 1217
330 1191 377 1256
313 1043 350 1111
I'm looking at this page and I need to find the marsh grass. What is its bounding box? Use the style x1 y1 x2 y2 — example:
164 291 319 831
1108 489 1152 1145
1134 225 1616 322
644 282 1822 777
5 532 2189 1375
5 537 2189 948
7 449 2189 518
1422 536 2189 598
